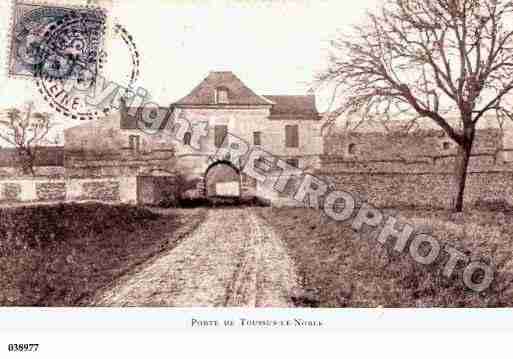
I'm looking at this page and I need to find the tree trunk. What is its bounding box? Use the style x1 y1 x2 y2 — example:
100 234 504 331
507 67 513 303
18 148 35 177
452 127 475 213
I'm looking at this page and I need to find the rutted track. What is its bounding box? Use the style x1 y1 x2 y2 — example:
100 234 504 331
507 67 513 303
90 208 298 307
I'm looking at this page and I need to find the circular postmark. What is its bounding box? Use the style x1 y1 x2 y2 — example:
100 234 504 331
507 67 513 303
35 21 140 120
14 7 140 121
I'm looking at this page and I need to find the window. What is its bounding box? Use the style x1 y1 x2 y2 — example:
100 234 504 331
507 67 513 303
442 141 451 150
215 87 229 104
285 158 299 168
253 131 262 146
129 135 140 154
214 125 228 148
348 143 357 155
285 125 299 148
183 132 192 146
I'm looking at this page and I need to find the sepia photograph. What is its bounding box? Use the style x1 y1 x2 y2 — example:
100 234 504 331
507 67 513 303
1 0 513 356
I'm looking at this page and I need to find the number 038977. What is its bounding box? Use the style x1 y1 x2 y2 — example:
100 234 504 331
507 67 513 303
8 344 39 352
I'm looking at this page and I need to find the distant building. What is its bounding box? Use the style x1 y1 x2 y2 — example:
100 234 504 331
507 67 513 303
64 71 324 203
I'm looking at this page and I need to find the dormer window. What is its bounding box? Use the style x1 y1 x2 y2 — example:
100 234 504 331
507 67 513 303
215 87 229 104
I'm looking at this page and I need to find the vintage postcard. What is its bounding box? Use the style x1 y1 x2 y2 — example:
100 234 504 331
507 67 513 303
1 0 513 355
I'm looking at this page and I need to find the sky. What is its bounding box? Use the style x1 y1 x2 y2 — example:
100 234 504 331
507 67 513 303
109 0 380 107
0 0 381 141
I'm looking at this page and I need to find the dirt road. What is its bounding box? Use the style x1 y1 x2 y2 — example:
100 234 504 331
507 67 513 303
90 208 299 307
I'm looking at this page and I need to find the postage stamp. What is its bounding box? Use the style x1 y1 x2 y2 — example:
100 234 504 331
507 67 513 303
7 1 107 79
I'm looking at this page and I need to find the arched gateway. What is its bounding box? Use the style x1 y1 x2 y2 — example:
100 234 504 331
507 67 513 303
204 161 242 198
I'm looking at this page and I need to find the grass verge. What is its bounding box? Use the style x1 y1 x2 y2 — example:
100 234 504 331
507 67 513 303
0 203 206 306
257 207 513 307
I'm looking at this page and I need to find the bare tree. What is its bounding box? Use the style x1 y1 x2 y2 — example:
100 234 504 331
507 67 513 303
318 0 513 212
0 102 53 176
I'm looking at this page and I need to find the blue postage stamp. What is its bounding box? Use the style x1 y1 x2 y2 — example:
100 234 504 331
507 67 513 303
7 1 107 79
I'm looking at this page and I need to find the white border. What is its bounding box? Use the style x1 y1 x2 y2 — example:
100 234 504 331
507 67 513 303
1 308 513 331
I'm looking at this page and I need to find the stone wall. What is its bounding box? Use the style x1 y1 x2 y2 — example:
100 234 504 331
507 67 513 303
1 183 21 202
0 178 134 204
36 182 66 201
316 171 513 209
64 154 177 179
254 168 513 209
0 166 65 179
315 147 513 209
324 128 501 162
307 128 513 209
82 181 120 201
320 154 504 174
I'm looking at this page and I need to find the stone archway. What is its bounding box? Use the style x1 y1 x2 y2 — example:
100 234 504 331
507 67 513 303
204 161 241 198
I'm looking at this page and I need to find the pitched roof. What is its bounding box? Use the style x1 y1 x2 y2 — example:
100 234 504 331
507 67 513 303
118 72 320 126
174 71 273 106
264 95 320 120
